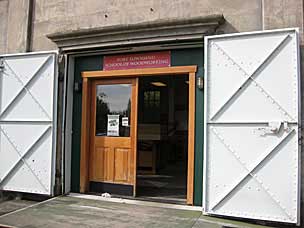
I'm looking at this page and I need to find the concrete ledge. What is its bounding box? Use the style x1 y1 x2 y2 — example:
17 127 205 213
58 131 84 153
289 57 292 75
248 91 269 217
68 192 202 211
47 15 225 52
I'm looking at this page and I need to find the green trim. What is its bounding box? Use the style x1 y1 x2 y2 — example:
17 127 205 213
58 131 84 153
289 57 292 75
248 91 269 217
194 83 204 206
71 56 103 192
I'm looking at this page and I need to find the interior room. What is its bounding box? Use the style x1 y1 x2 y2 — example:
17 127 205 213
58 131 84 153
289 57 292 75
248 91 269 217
136 75 189 204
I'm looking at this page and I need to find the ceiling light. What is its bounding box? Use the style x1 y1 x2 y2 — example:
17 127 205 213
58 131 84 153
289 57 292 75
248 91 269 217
151 82 167 87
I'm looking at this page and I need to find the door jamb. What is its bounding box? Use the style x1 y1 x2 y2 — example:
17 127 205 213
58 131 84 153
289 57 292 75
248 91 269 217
80 65 197 205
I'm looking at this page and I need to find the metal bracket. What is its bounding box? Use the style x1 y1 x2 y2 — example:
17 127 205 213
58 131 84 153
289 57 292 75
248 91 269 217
74 81 82 93
58 53 65 82
283 121 290 132
257 121 281 136
256 121 291 136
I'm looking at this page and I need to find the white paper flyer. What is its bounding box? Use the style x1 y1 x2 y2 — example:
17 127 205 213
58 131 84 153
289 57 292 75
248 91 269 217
107 114 119 136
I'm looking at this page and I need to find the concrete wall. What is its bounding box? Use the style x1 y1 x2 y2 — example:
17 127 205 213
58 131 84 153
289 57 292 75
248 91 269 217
0 0 302 53
30 0 263 51
0 0 8 54
0 0 302 52
0 0 31 54
264 0 304 43
6 0 32 53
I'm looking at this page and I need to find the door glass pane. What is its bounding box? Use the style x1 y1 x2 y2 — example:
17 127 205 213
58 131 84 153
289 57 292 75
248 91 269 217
96 84 131 137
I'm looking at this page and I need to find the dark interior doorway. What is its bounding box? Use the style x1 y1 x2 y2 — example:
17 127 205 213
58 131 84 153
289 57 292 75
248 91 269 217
136 75 189 204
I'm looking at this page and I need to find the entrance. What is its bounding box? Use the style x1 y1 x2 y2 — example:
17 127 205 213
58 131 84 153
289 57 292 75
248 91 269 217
80 66 196 204
136 75 189 204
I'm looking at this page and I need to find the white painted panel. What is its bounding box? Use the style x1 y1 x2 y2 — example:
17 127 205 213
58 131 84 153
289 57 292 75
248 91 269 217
0 52 57 195
203 29 301 224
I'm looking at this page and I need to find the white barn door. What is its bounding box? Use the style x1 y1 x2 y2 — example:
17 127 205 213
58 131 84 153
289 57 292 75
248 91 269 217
203 29 301 224
0 52 57 195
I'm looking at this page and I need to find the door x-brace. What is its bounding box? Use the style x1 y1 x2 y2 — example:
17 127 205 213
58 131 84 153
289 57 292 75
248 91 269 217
209 34 295 122
210 127 296 221
0 56 52 119
0 56 53 191
0 126 51 191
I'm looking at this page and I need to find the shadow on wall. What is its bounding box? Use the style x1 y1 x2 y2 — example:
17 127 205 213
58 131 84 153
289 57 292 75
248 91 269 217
216 20 239 35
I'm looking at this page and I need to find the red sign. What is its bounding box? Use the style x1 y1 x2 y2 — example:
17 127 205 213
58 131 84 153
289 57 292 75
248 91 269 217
103 51 171 70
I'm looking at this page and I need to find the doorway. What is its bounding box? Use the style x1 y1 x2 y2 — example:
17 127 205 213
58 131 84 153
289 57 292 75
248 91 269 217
136 75 189 204
79 66 196 204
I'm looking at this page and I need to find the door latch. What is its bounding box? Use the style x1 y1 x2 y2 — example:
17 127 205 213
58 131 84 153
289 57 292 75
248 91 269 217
256 121 290 136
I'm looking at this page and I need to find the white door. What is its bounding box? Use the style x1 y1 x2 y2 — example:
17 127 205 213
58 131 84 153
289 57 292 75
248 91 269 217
0 51 57 195
203 28 301 224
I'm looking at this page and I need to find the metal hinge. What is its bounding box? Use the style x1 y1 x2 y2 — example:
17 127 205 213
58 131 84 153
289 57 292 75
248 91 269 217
299 135 303 146
0 58 4 72
58 53 65 82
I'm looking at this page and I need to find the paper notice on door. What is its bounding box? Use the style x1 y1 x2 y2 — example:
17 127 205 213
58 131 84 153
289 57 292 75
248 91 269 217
122 117 129 127
107 115 119 136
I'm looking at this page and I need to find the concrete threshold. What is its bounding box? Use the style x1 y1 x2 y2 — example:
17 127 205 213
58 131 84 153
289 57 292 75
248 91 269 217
68 192 202 211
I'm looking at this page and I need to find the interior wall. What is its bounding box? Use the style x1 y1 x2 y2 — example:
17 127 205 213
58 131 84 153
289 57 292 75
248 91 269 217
174 78 189 131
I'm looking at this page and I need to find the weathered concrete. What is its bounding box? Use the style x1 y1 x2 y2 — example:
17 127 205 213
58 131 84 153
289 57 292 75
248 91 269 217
31 0 263 51
264 0 304 44
6 0 32 53
0 199 35 216
0 196 201 228
0 196 279 228
0 0 8 54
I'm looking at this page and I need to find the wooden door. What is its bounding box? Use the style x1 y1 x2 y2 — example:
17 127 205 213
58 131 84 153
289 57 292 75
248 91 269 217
89 78 138 196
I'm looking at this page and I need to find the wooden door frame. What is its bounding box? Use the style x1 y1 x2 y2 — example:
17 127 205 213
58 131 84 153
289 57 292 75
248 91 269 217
80 65 197 205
